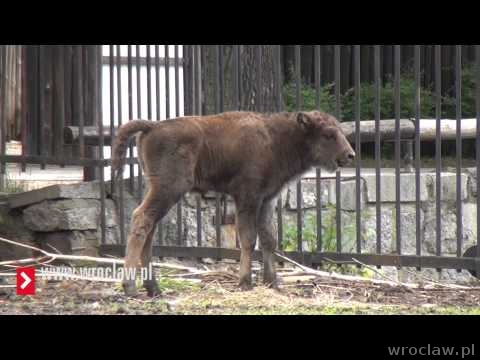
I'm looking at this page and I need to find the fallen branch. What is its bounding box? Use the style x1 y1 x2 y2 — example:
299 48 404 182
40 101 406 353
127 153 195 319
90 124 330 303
274 251 418 289
351 258 414 293
400 267 475 290
0 285 16 289
0 236 200 272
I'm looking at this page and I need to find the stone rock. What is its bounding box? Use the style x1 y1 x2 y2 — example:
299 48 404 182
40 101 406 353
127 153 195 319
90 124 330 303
465 168 477 198
365 173 430 203
286 178 364 211
23 199 101 232
362 204 422 255
428 173 468 202
286 180 323 210
0 205 37 260
8 181 101 209
422 203 477 255
0 192 9 201
161 198 236 248
36 230 99 256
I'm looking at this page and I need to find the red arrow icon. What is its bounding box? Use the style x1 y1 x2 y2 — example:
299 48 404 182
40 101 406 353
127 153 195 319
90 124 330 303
16 267 35 295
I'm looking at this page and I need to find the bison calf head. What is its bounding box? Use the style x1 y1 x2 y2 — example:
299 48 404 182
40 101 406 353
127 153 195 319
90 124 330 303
297 111 355 172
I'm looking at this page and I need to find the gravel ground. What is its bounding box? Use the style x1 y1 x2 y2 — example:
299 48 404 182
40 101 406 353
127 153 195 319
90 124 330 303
1 261 480 315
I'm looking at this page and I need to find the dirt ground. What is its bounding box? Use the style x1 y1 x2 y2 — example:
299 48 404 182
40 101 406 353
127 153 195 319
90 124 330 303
1 261 480 315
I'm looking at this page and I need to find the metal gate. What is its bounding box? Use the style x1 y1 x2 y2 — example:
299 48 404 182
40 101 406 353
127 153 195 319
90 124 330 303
2 45 480 277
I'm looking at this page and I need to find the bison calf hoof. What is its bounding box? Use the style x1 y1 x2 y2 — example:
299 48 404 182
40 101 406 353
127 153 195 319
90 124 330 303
144 280 162 298
263 272 278 288
264 279 279 290
122 280 138 297
238 278 253 291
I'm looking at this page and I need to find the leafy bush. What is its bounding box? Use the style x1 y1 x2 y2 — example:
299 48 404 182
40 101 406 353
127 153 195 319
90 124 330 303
283 64 477 121
442 64 477 119
282 207 355 253
282 82 335 115
281 209 374 277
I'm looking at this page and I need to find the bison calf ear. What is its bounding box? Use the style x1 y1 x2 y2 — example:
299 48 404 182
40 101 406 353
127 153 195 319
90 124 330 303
297 112 314 131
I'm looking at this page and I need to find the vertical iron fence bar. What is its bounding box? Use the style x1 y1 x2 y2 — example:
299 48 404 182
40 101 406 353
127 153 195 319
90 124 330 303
109 47 115 195
194 45 203 248
155 45 163 245
174 45 183 246
218 44 225 253
233 45 240 249
256 45 262 112
0 46 5 191
96 45 106 245
159 44 171 246
201 47 207 116
435 45 442 261
136 45 143 203
237 46 243 110
215 45 222 249
455 45 463 262
275 45 284 251
155 45 161 121
374 45 381 256
39 46 46 169
165 45 171 120
394 45 402 256
295 45 303 253
116 45 126 246
233 45 240 112
77 46 85 160
175 45 180 117
146 45 152 120
127 45 134 193
20 45 27 173
476 45 480 258
414 45 422 268
219 46 224 112
354 45 361 254
334 45 342 252
315 45 322 252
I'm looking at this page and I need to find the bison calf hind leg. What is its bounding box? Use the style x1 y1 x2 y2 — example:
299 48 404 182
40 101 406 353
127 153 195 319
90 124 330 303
123 187 183 297
236 202 261 291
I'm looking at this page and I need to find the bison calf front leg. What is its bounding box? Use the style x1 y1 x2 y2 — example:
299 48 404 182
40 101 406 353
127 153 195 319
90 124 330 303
236 208 259 290
258 200 278 288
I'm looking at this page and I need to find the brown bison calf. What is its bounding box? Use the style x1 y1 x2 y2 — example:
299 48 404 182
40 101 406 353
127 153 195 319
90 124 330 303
112 111 355 296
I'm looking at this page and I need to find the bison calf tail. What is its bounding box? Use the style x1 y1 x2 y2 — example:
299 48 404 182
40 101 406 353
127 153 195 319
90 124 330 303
111 120 155 177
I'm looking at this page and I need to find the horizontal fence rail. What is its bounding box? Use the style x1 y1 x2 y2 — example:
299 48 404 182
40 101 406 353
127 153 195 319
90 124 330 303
1 45 480 280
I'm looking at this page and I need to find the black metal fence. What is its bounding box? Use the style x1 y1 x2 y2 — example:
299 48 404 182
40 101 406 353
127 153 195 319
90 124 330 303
1 45 480 277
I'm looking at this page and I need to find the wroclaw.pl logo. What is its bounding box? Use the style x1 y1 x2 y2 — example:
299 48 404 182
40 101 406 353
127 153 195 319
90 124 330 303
38 263 154 282
14 264 153 296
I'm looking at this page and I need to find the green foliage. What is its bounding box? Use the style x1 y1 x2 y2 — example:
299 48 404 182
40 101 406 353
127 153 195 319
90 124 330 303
442 64 477 118
282 207 358 253
283 64 478 121
281 207 375 278
283 82 335 115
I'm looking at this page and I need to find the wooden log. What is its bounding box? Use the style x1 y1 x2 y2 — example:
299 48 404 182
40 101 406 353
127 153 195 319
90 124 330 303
341 118 478 142
340 119 415 143
63 126 113 146
63 118 479 147
418 119 478 140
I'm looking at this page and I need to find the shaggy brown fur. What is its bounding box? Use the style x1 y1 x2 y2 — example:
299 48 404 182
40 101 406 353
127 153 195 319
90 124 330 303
112 111 355 296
